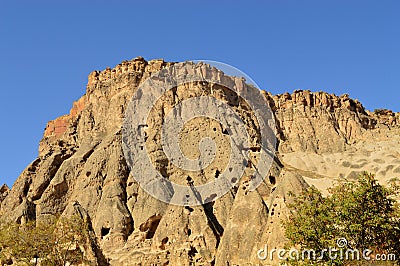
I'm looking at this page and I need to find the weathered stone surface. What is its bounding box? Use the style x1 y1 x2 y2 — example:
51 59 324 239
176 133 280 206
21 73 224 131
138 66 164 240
0 184 10 206
1 57 399 265
271 90 399 154
272 90 373 153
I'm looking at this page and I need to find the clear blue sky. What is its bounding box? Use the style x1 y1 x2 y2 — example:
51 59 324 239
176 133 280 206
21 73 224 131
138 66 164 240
0 1 399 187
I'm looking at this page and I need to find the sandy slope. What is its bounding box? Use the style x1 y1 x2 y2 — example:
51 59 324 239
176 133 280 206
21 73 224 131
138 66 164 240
281 128 400 194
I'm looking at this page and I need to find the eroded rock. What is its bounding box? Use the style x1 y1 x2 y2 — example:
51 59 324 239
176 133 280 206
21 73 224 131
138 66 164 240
1 58 398 265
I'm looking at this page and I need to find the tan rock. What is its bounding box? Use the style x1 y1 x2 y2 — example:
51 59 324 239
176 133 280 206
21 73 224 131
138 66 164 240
1 58 398 265
0 184 10 206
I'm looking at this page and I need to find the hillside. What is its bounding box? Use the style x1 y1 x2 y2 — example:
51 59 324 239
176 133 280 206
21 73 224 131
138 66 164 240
1 57 399 265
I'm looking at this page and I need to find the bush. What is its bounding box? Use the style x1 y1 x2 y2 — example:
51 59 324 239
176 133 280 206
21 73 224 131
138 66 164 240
284 173 400 265
0 215 91 266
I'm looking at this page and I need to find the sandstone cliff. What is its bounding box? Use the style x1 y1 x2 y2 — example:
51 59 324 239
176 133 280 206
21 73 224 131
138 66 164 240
1 57 399 265
0 185 9 205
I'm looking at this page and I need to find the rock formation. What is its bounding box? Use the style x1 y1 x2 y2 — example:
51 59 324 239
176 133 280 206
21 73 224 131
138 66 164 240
1 57 399 265
0 185 9 205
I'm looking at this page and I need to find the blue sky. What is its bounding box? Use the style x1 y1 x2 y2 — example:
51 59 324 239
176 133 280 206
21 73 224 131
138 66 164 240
0 1 399 187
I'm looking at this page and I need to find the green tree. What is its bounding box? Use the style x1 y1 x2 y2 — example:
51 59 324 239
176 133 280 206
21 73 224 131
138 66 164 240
0 215 91 266
330 173 400 256
284 186 337 253
284 173 400 265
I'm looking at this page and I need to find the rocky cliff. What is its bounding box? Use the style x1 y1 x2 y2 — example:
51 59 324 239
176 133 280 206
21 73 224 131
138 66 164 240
0 185 9 205
1 57 399 265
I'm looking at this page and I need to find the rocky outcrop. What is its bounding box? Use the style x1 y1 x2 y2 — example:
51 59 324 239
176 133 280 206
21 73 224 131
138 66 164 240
266 90 398 154
1 57 398 265
370 108 399 127
0 184 9 205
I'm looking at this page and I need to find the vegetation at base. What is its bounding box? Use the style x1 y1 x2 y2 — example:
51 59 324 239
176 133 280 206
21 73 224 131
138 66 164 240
0 215 91 266
284 173 400 265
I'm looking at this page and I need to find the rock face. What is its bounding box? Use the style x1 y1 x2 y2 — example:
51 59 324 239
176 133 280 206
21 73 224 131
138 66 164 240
268 90 400 192
0 184 9 204
1 57 399 265
271 90 391 153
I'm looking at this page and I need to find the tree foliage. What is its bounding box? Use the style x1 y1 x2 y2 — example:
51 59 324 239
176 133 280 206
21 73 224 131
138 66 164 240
0 215 91 266
284 173 400 265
